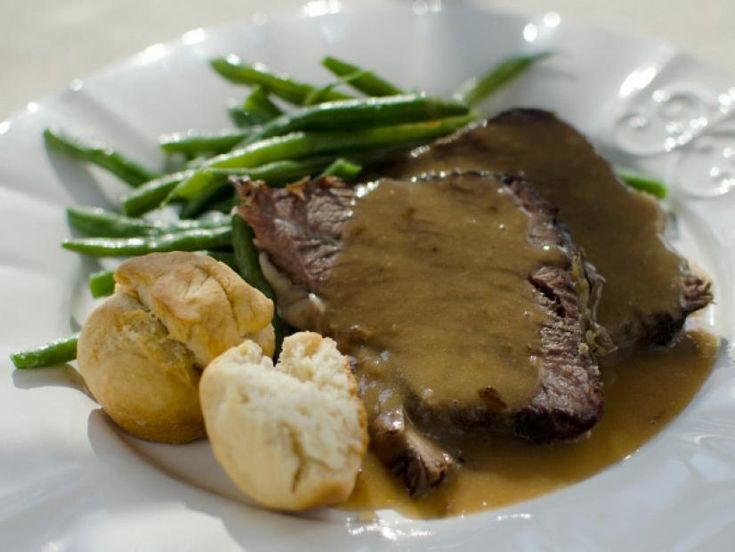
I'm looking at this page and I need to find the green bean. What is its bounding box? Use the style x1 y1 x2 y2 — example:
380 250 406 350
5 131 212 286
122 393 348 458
232 214 283 354
179 186 234 219
243 86 283 122
228 89 281 128
231 216 275 299
242 94 470 145
10 334 79 369
44 128 160 187
229 106 255 128
206 197 236 215
173 170 231 203
159 129 249 156
320 158 362 181
210 56 351 105
68 206 230 237
121 171 192 217
197 115 473 174
62 225 232 256
322 56 403 96
228 96 282 127
167 212 233 228
618 171 668 199
303 70 368 106
68 206 155 237
89 269 115 297
454 52 550 107
172 157 338 201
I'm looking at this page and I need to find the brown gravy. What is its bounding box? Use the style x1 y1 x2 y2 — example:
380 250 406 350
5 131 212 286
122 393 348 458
321 174 564 413
343 329 718 518
386 113 686 345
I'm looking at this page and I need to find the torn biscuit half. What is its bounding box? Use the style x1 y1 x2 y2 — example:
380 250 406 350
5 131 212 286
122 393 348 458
200 332 368 510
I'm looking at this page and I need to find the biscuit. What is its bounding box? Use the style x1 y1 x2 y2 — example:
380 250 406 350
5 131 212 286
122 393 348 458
77 292 204 444
115 252 274 366
200 332 368 510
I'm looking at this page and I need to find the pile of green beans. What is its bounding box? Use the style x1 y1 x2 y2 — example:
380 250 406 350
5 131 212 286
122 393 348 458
11 50 667 370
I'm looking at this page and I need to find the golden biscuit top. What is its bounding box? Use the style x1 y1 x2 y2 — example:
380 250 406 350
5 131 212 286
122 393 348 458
115 252 273 367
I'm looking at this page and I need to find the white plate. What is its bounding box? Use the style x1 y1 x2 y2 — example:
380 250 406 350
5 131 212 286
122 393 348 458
2 1 735 550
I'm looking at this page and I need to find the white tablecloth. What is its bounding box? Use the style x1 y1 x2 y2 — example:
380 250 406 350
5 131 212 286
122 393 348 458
2 0 732 118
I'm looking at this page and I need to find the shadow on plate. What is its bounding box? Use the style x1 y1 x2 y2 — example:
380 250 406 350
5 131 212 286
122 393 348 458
12 363 87 393
45 145 118 210
83 408 361 549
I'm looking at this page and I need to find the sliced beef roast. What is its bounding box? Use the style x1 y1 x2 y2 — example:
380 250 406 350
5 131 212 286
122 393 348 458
383 109 712 351
238 172 610 496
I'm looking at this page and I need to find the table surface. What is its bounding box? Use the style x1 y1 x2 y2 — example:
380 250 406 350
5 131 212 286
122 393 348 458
1 0 733 119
